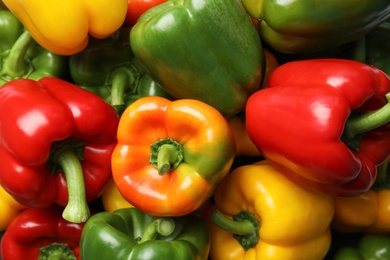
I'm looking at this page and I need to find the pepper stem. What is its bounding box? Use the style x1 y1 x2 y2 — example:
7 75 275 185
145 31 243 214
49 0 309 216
54 145 90 223
2 30 34 79
110 66 136 115
212 209 260 251
351 36 366 63
371 160 390 190
344 93 390 142
150 138 184 175
38 243 77 260
138 217 175 244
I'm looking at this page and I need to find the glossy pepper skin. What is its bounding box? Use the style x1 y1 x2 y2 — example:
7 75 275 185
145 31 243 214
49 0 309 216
242 0 390 54
1 204 85 260
333 234 390 260
0 77 119 223
246 59 390 196
332 161 390 234
69 27 172 115
206 160 334 260
101 179 133 212
130 0 265 117
80 207 210 260
0 184 26 231
0 10 68 86
112 96 235 216
2 0 127 55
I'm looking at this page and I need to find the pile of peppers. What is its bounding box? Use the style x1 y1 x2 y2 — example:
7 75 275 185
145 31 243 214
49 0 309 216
1 0 390 259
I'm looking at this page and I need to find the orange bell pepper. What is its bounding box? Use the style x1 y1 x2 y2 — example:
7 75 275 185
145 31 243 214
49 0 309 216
112 96 236 217
227 113 261 157
2 0 127 55
332 161 390 234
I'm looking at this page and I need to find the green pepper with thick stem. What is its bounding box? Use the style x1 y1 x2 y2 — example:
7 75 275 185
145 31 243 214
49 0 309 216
69 27 172 115
0 10 69 86
130 0 265 117
333 234 390 260
80 207 210 260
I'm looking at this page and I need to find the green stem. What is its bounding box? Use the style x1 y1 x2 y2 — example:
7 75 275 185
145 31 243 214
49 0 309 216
54 146 90 223
376 161 388 185
150 138 184 175
138 218 175 244
3 30 34 78
110 66 136 114
212 209 255 236
352 36 366 63
344 93 390 140
371 160 390 190
39 243 77 260
212 209 260 251
157 144 180 174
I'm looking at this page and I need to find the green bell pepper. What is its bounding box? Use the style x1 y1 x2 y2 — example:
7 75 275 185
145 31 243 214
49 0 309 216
333 234 390 260
130 0 265 117
242 0 390 54
0 10 69 86
80 207 210 260
69 27 172 115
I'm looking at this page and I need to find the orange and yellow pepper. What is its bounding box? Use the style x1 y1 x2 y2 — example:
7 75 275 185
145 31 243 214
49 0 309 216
2 0 127 55
332 161 390 234
112 96 236 217
206 160 334 260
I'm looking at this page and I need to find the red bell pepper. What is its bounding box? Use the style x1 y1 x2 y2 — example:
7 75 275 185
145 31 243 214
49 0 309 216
1 204 84 260
246 59 390 196
123 0 167 27
0 77 119 223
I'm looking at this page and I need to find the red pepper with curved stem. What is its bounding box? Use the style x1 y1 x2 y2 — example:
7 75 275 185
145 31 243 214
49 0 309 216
246 59 390 196
1 204 84 260
0 77 119 223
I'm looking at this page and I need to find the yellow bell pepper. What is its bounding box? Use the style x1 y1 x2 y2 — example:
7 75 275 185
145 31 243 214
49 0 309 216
332 161 390 234
101 179 133 212
2 0 127 55
0 184 27 231
206 160 334 260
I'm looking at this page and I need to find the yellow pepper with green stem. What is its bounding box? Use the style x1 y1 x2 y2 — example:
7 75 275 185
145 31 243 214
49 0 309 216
206 160 335 260
2 0 127 55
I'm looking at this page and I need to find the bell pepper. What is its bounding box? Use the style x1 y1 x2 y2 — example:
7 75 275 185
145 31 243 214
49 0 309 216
227 113 261 157
69 27 172 115
332 160 390 234
1 204 85 260
80 207 210 259
124 0 167 27
112 96 235 216
242 0 390 54
2 0 128 55
206 160 334 259
0 77 119 223
246 59 390 196
101 179 133 212
0 184 26 231
333 234 390 260
130 0 265 117
0 10 68 86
